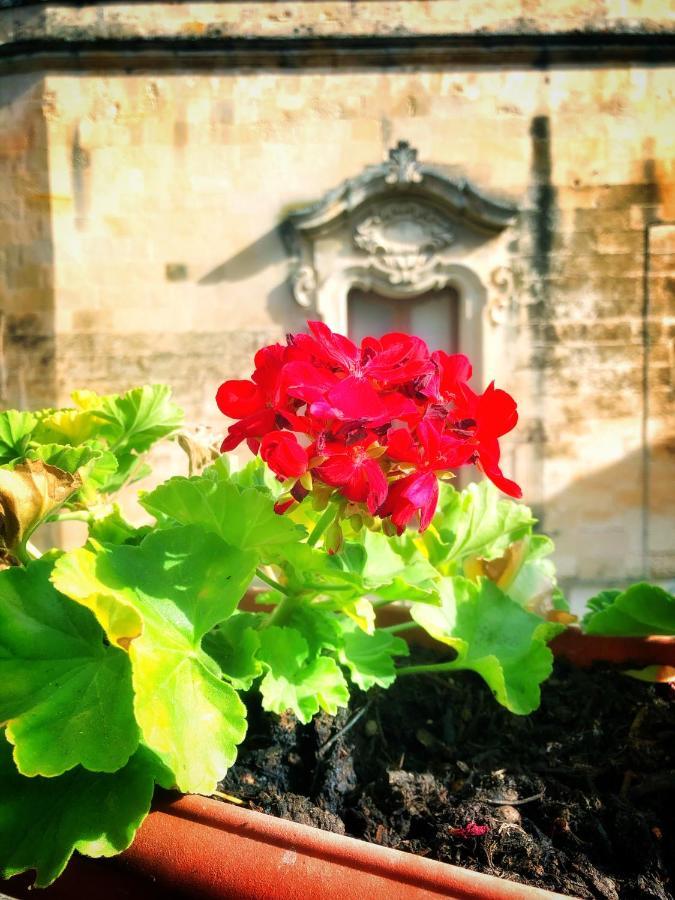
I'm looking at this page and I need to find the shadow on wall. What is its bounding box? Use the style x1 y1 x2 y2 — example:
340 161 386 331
198 226 283 285
197 225 308 331
546 439 675 588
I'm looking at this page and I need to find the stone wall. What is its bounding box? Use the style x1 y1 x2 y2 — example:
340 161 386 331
0 72 54 410
0 1 673 590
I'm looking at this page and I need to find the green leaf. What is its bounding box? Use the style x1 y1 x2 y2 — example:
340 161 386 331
0 559 139 777
338 622 409 690
26 441 101 473
225 457 284 497
345 530 439 601
88 504 151 546
0 411 36 464
101 454 151 493
52 525 256 793
95 384 183 455
203 613 263 690
583 583 675 636
269 542 363 601
412 577 563 714
257 627 349 724
430 482 535 569
141 475 305 558
0 739 156 887
584 589 621 617
286 605 342 656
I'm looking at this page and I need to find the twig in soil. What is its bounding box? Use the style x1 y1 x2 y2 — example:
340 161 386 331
484 791 545 806
317 702 371 758
374 701 389 750
628 706 648 740
212 790 245 806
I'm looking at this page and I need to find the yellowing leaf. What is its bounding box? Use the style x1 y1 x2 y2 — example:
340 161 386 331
53 525 256 793
0 460 80 553
625 665 675 684
343 596 376 635
71 389 111 411
51 547 142 650
33 407 104 446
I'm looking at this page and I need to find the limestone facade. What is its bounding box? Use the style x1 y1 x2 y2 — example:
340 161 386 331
0 1 673 591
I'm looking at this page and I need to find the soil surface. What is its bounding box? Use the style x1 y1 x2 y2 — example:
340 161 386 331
220 655 674 899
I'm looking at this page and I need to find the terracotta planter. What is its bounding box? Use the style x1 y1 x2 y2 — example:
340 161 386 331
2 628 673 900
550 629 675 669
3 792 564 900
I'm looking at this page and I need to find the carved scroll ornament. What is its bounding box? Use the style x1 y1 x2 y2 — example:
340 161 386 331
353 202 455 286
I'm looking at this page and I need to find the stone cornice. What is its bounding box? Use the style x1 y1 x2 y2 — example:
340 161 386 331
1 1 674 73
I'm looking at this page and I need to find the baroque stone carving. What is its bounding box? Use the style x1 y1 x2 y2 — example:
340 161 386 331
280 142 519 317
353 202 455 285
291 265 316 308
487 265 516 324
384 141 423 185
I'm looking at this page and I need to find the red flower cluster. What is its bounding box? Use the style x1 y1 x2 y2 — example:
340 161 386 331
216 322 521 535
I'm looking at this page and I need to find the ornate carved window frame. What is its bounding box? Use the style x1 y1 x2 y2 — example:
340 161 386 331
281 142 519 387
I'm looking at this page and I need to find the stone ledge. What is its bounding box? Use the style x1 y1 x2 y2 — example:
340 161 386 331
1 1 674 73
1 1 674 40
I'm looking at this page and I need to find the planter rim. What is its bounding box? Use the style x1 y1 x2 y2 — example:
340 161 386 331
116 792 568 900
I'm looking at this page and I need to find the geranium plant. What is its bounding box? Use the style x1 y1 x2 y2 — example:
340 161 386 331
0 324 573 888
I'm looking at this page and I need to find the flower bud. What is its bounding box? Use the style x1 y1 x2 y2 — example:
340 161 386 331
382 519 399 537
325 520 344 555
299 471 313 492
311 484 333 511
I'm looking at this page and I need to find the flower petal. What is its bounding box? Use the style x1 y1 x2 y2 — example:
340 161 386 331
260 431 309 479
216 380 263 418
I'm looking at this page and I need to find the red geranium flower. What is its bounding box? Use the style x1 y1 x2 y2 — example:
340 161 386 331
378 470 440 534
260 430 309 480
216 321 522 533
451 382 521 499
312 437 388 514
381 420 474 532
217 344 287 452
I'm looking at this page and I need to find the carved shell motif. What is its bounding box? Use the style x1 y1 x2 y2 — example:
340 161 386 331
353 202 455 285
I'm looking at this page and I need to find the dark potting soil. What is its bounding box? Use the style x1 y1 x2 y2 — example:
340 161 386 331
219 656 675 899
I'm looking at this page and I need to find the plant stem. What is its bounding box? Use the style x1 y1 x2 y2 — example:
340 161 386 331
13 539 42 566
395 661 457 677
306 506 335 547
25 540 42 559
48 510 93 523
382 621 418 634
262 592 300 628
255 568 293 597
